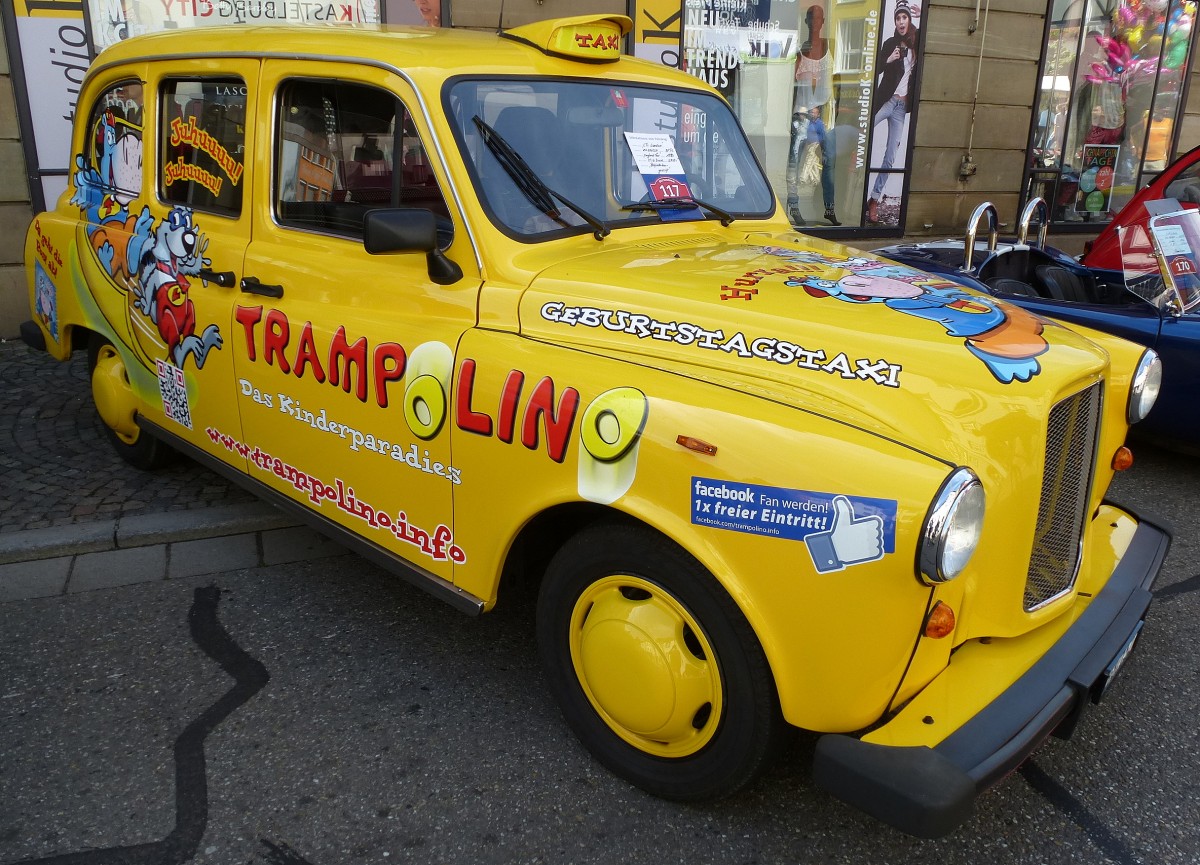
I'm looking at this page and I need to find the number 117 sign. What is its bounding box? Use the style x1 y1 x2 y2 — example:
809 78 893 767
624 131 700 221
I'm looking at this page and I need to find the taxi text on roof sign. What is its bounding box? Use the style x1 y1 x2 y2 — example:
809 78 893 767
501 14 632 63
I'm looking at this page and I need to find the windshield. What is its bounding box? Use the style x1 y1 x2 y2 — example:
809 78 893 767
1148 210 1200 313
1123 209 1200 313
446 78 776 238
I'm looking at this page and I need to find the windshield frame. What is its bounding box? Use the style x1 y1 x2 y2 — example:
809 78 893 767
1132 209 1200 314
442 74 777 242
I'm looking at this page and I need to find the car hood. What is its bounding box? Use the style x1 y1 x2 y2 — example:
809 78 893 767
517 231 1114 462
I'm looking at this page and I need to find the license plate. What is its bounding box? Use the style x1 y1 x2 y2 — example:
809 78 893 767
1094 620 1144 703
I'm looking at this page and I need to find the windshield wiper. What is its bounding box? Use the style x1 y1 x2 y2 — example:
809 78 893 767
472 116 610 240
622 196 736 226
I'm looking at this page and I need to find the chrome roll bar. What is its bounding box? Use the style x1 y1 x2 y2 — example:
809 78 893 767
1017 197 1049 249
963 202 998 272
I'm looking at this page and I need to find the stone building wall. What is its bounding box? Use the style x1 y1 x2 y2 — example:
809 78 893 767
0 29 35 339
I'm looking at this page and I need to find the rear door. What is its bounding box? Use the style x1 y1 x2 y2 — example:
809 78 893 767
102 59 258 467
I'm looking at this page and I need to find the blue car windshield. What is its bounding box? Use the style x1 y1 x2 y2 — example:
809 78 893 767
446 78 776 239
1138 210 1200 313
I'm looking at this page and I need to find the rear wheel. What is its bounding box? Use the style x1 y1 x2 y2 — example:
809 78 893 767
536 520 782 800
88 336 173 470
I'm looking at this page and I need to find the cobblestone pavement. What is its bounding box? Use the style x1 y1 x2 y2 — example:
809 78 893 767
0 339 255 535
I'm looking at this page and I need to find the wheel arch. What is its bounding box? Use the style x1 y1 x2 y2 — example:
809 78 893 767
496 500 618 601
496 499 786 713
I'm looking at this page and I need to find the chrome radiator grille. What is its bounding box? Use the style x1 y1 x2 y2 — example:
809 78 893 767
1025 383 1102 611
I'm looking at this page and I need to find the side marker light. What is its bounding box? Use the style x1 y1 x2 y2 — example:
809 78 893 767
923 601 956 639
677 435 717 456
1112 446 1134 471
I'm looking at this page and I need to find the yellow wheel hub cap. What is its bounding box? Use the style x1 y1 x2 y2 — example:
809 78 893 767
92 344 141 445
570 575 722 758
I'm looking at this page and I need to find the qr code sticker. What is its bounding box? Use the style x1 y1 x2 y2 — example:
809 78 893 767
157 359 193 430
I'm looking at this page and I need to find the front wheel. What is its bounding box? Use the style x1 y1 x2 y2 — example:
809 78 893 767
88 336 173 470
536 520 782 800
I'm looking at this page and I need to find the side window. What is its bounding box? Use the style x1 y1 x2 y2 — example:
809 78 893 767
1164 163 1200 206
160 78 247 215
82 81 145 207
275 78 452 243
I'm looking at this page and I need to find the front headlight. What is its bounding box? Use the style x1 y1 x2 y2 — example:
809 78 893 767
918 468 985 585
1127 349 1162 424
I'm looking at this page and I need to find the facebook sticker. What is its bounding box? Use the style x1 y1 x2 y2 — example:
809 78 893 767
690 477 897 573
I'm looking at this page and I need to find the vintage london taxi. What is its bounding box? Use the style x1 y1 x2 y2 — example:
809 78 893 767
22 14 1171 838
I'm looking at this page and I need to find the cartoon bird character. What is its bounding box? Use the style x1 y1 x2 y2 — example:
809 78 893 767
789 261 1049 383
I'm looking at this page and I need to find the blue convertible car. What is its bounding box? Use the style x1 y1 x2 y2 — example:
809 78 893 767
878 199 1199 454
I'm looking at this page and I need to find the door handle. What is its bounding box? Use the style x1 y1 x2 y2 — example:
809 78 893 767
198 268 236 288
240 276 284 298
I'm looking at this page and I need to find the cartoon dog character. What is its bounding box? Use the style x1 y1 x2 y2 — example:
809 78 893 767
786 257 1048 383
133 206 223 370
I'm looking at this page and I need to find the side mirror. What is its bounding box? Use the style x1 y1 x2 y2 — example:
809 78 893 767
363 208 463 286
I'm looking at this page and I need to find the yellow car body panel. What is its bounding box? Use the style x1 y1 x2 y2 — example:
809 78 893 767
22 18 1170 837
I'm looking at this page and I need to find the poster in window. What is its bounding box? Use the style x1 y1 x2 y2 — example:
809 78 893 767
865 0 920 227
1078 144 1119 214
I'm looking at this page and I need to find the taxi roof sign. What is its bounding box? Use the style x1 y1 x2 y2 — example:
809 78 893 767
502 14 632 63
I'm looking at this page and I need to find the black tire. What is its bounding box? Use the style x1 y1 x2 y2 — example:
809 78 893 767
536 520 782 801
87 335 174 471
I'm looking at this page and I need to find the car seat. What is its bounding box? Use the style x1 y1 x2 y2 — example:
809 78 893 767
492 105 561 177
1034 265 1092 302
985 277 1039 297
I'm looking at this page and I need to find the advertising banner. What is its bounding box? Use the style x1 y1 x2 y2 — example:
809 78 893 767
864 0 920 228
632 0 683 68
102 0 380 51
5 0 93 210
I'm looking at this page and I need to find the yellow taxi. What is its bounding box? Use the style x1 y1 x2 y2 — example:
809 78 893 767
21 14 1171 837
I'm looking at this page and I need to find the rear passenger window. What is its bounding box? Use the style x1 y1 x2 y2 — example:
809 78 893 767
81 81 145 207
275 79 451 244
160 79 247 216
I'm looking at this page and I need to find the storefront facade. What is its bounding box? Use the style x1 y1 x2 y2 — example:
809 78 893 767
3 0 1200 334
1027 0 1198 228
632 0 1200 236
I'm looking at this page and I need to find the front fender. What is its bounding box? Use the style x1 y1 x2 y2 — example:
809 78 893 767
449 330 951 731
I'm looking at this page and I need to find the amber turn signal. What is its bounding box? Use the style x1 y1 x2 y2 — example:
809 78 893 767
1112 446 1134 472
923 601 956 639
676 435 717 456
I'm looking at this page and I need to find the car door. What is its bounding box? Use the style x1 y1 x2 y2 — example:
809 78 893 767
1143 302 1200 443
93 60 258 468
233 61 479 584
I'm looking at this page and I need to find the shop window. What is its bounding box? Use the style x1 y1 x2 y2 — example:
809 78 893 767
836 18 866 74
159 78 247 216
274 79 451 242
1027 0 1195 226
681 0 924 232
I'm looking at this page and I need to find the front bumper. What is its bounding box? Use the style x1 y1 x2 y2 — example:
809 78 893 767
812 504 1171 838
